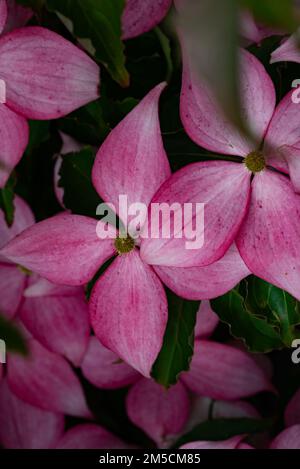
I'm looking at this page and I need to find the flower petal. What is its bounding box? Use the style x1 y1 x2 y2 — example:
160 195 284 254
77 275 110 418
212 400 260 420
90 250 168 377
154 243 250 300
271 34 300 64
285 388 300 427
7 338 91 418
3 0 33 34
0 26 100 119
0 0 7 35
19 293 90 366
0 379 64 449
56 424 130 449
92 83 170 228
24 277 81 298
181 340 273 400
140 161 251 268
122 0 172 39
236 170 300 301
126 378 190 447
194 301 219 339
270 425 300 449
0 214 116 286
0 195 35 250
81 336 140 389
0 263 26 319
180 48 275 156
180 435 244 450
0 105 29 188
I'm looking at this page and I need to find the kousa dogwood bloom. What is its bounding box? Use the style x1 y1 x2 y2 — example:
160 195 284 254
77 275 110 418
141 46 300 301
0 83 250 376
81 303 273 448
0 378 130 449
122 0 172 40
0 0 99 187
0 196 90 366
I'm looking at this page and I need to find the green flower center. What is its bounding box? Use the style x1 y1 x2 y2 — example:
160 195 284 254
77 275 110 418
114 235 135 255
244 151 266 173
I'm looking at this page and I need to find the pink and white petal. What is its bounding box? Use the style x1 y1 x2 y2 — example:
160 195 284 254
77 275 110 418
56 424 130 449
154 243 250 300
19 294 90 367
90 250 168 377
54 156 66 209
270 425 300 449
212 400 260 420
92 83 170 227
194 301 219 339
3 0 33 34
271 34 300 64
0 379 64 449
0 214 116 286
240 11 282 44
81 336 140 390
236 170 300 301
181 340 273 400
7 338 91 418
0 105 29 189
126 378 190 447
140 161 251 268
0 195 35 250
180 435 244 450
122 0 172 39
0 27 100 120
24 277 81 298
0 0 7 35
0 263 27 319
285 388 300 427
180 48 276 156
276 145 300 193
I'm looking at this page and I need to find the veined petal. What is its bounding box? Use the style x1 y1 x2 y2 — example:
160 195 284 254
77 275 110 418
122 0 172 39
154 243 250 300
19 293 90 366
92 83 170 228
126 378 190 447
181 340 273 400
0 0 7 35
0 379 64 449
0 26 100 119
0 195 35 252
7 338 91 418
0 105 29 188
180 436 244 450
90 250 168 377
140 161 251 268
24 277 81 298
236 170 300 301
56 424 130 449
81 336 140 389
0 263 27 319
0 214 116 286
180 48 275 156
3 0 33 34
271 34 300 64
270 425 300 449
285 388 300 427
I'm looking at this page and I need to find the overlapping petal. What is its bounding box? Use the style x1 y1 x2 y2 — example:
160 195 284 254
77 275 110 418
90 250 168 377
270 425 300 449
0 195 35 250
285 388 300 427
0 0 7 34
56 424 130 449
180 435 244 450
0 27 100 119
122 0 172 40
0 263 26 318
271 34 300 64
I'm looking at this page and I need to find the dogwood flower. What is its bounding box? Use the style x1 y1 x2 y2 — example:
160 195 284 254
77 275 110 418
0 0 99 187
140 47 300 302
0 83 250 376
122 0 172 40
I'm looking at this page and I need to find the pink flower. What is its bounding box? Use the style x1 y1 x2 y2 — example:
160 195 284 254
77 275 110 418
271 33 300 64
0 0 100 187
140 46 300 301
122 0 172 40
0 83 249 376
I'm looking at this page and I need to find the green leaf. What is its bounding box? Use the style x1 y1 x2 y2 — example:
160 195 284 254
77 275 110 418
58 147 101 217
0 175 16 227
174 417 272 448
46 0 129 86
240 0 298 32
151 291 199 388
0 314 28 355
